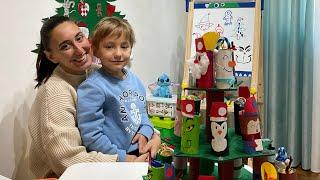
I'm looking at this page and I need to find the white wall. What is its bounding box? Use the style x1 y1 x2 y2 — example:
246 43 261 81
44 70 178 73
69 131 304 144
0 0 186 179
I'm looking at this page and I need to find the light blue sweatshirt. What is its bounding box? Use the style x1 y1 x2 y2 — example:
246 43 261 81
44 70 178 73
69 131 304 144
77 68 154 162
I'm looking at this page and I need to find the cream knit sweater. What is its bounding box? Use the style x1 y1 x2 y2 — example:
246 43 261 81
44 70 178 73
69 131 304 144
28 65 118 178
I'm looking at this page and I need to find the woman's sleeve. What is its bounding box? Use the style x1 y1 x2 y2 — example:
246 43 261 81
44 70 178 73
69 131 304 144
77 81 127 162
39 85 118 176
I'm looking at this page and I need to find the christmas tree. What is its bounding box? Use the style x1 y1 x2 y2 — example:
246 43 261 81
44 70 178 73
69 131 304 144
32 0 125 53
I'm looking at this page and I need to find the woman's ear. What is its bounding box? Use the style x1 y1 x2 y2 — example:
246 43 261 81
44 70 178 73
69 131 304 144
44 50 58 63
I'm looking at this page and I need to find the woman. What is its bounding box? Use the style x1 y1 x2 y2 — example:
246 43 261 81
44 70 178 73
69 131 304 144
28 15 161 178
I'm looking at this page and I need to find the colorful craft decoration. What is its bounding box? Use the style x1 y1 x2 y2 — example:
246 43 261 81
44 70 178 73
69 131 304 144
239 93 263 154
33 0 126 54
188 36 215 88
210 102 229 156
180 98 200 154
214 37 237 89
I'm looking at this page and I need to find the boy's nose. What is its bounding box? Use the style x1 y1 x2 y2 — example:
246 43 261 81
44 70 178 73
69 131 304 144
114 48 122 57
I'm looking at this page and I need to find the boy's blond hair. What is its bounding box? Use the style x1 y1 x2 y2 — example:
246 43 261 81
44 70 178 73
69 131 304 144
92 17 136 49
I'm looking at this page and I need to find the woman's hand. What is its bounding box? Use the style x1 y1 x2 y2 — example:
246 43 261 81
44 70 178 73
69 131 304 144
125 153 149 162
140 133 161 158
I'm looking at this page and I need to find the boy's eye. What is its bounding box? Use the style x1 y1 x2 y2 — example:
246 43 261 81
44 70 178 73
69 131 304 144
105 45 114 49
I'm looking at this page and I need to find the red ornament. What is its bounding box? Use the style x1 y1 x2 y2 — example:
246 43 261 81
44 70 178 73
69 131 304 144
78 1 90 17
107 3 116 17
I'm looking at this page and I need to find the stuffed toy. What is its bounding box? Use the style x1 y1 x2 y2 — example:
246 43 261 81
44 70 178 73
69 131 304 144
152 73 172 98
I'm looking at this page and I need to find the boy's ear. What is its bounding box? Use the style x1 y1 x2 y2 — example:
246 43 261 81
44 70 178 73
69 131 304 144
44 50 58 63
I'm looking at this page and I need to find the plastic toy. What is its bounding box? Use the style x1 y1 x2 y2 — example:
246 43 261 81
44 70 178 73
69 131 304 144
275 147 293 173
152 73 172 98
261 162 277 180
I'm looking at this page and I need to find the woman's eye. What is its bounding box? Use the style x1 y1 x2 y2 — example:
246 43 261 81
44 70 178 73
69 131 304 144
60 44 71 51
76 35 84 42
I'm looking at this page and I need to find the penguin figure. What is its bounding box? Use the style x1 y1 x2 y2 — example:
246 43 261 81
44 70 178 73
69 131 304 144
210 102 229 156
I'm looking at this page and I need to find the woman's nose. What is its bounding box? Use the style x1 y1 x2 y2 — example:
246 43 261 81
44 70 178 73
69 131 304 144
74 43 85 55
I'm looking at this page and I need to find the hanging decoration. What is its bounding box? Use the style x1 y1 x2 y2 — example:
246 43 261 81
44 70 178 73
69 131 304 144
77 0 90 17
32 0 125 53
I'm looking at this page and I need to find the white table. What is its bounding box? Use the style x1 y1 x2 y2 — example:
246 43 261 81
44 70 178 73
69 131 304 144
59 162 148 180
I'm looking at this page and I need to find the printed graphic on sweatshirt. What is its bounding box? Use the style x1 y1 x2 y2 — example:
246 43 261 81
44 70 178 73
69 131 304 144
119 89 146 136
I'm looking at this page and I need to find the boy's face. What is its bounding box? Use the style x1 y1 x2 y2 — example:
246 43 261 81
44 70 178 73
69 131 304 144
45 21 93 75
95 33 132 78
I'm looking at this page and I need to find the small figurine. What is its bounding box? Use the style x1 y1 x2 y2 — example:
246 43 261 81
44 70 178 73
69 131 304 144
152 73 172 98
275 147 288 162
275 147 293 174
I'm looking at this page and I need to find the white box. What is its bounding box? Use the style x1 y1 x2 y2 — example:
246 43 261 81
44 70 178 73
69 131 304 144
146 95 177 118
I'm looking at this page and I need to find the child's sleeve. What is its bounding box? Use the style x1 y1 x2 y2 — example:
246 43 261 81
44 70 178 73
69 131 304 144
136 78 154 140
138 111 154 140
77 80 127 162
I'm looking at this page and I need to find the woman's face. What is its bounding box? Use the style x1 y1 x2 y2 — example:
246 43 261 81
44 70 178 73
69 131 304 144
45 21 93 75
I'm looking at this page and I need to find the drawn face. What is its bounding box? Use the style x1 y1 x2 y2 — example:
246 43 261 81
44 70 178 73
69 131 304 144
181 118 199 152
211 121 227 138
225 10 232 17
216 51 235 72
247 119 260 134
45 22 93 75
236 45 252 64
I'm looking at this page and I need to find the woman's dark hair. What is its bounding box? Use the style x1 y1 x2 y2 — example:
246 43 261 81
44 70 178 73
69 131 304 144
35 15 72 88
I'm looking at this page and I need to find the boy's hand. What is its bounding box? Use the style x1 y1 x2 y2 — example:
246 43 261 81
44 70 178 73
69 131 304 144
132 133 148 154
140 133 161 158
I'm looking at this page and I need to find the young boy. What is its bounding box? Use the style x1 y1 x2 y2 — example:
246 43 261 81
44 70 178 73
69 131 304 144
77 17 154 162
